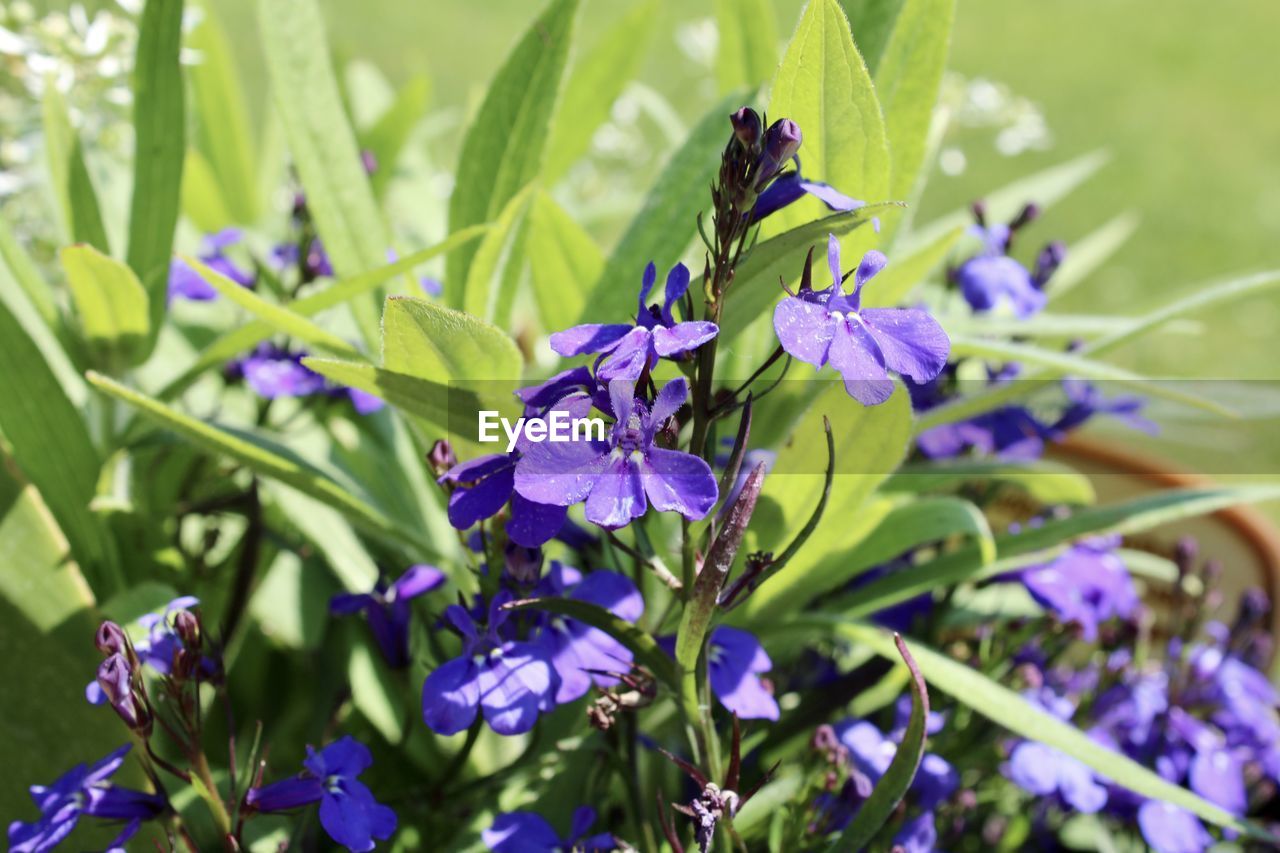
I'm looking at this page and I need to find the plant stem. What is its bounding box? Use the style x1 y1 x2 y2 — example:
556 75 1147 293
191 748 234 841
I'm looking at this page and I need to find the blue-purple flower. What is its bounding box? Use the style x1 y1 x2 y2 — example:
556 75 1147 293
533 563 643 704
707 626 779 721
750 156 864 224
168 229 253 301
330 565 445 668
246 736 396 852
439 453 570 549
86 596 201 708
8 744 164 853
482 806 615 852
550 263 718 382
954 223 1049 318
514 378 718 530
421 592 558 736
773 235 950 405
233 344 384 413
1007 741 1108 813
1136 801 1213 853
1017 536 1139 641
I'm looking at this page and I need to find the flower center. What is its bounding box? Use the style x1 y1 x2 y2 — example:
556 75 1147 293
613 411 646 454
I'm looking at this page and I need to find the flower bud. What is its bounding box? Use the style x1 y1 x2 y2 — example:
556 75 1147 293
503 543 544 586
96 654 132 706
1032 240 1066 288
428 439 457 476
174 609 201 650
756 119 802 188
729 107 761 147
95 621 128 656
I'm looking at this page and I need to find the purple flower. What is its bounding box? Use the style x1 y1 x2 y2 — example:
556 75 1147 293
238 344 329 398
482 806 615 852
954 224 1046 318
421 592 558 736
439 453 569 549
8 744 164 853
86 596 201 707
271 239 333 280
1136 801 1213 853
533 564 643 704
750 156 865 223
892 811 939 853
168 229 254 302
514 378 718 530
247 736 396 852
707 626 778 720
330 565 445 668
550 263 718 381
1018 536 1139 641
773 235 950 405
1007 741 1108 813
916 405 1053 461
1051 379 1157 436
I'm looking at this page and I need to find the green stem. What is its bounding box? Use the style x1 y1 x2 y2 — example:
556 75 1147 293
191 749 233 841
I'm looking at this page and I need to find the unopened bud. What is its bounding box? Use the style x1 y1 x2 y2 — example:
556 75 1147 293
756 119 802 188
428 440 457 476
174 610 201 649
503 543 544 586
729 107 761 147
1032 240 1067 288
95 621 128 656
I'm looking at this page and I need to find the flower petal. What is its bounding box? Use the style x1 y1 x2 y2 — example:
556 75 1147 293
649 377 689 427
828 321 894 405
641 447 718 522
446 464 515 530
506 494 569 548
478 644 556 735
421 657 480 735
513 436 608 507
392 565 445 601
860 307 950 384
550 324 633 357
584 456 647 529
596 327 654 381
482 812 563 852
651 321 718 357
773 297 834 366
571 570 644 623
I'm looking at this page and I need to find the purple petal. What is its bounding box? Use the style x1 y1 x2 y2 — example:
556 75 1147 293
393 565 445 601
637 262 658 312
482 812 563 852
550 324 633 357
477 643 556 735
348 388 385 414
892 812 937 853
1007 742 1058 795
246 777 325 812
826 234 843 288
708 627 778 721
584 455 647 529
860 307 950 384
513 437 608 507
651 321 718 357
648 377 689 427
750 172 807 223
641 448 718 522
330 593 374 615
168 258 218 301
1137 801 1212 853
306 735 373 779
506 494 569 548
1190 746 1246 814
854 249 887 293
318 780 396 852
828 321 893 405
447 465 515 530
608 379 636 426
421 657 481 735
596 327 654 381
571 570 644 623
663 263 691 310
799 180 863 213
773 297 834 366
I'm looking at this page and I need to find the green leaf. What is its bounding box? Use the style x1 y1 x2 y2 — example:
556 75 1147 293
767 0 890 241
1045 212 1139 302
41 85 109 252
446 0 578 300
884 458 1096 506
837 0 905 72
181 255 363 360
718 205 896 342
861 223 963 308
259 0 392 345
545 0 657 181
899 150 1109 255
0 209 59 331
581 93 744 326
348 638 405 743
741 384 911 621
0 291 120 592
828 634 928 851
127 0 185 355
836 484 1280 617
714 0 779 94
263 482 379 592
180 148 236 234
503 596 680 692
382 296 523 385
61 244 150 372
527 190 603 332
360 76 431 199
87 372 433 556
828 620 1279 843
0 215 86 372
874 0 954 206
187 3 260 225
157 228 486 401
462 183 536 326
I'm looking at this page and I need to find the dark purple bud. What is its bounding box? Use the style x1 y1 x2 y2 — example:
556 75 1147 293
97 654 147 730
174 610 201 649
730 107 762 147
1010 203 1040 231
1238 587 1272 627
756 119 802 188
428 439 457 476
1032 240 1067 289
970 200 987 227
1174 536 1199 574
95 621 128 656
503 542 543 585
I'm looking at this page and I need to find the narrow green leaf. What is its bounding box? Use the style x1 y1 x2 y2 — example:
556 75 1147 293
462 183 536 326
128 0 185 354
837 0 905 72
446 0 579 300
545 0 657 181
719 204 896 342
182 256 363 360
87 372 433 556
1045 212 1139 302
361 76 431 199
714 0 779 94
0 214 67 346
829 634 928 851
348 638 406 743
61 244 150 372
382 296 523 384
0 295 119 591
42 85 109 252
504 596 680 692
862 223 963 308
767 0 890 242
581 93 743 326
527 190 603 332
829 620 1278 843
875 0 953 208
259 0 393 345
188 3 260 225
884 458 1096 506
836 484 1280 617
180 148 236 235
157 228 486 401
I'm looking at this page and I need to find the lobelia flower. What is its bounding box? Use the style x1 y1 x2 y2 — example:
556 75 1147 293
246 736 396 853
514 377 718 530
168 229 253 302
86 596 202 708
1017 536 1139 641
482 806 616 852
706 626 779 720
8 744 165 853
1136 801 1213 853
232 343 384 413
954 222 1047 317
421 591 558 736
773 235 950 405
549 262 718 382
1006 741 1108 813
533 563 643 704
439 454 570 549
330 565 445 668
1050 378 1158 436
